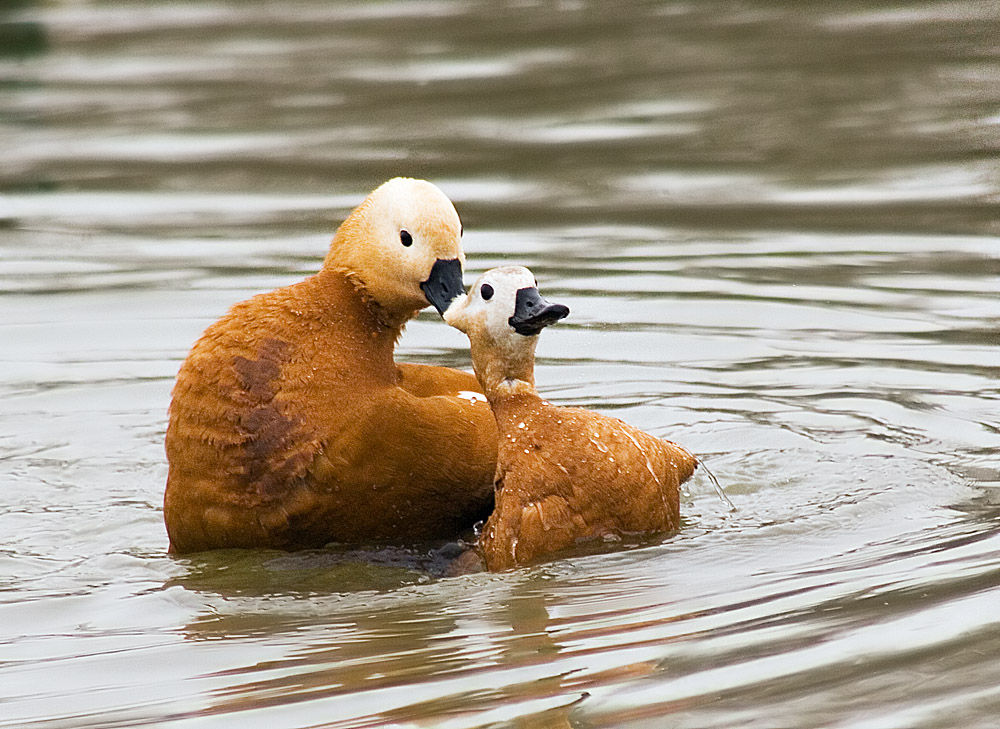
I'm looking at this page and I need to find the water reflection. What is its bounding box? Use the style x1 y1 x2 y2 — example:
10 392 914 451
177 574 599 728
163 483 998 728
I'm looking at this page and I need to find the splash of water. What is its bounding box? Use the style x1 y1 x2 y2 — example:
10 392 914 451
697 457 736 512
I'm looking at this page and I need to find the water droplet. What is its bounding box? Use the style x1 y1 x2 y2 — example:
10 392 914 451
517 421 526 429
534 502 550 531
589 437 609 454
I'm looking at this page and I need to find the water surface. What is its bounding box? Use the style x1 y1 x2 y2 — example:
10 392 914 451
1 2 999 727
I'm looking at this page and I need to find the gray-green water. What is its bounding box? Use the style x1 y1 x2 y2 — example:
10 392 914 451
2 2 999 727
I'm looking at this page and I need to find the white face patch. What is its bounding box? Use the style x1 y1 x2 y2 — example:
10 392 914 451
446 266 537 338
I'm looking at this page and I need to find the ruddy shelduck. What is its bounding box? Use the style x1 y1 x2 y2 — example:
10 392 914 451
164 178 498 553
444 266 697 570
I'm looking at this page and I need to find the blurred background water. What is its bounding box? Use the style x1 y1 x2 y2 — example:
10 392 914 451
1 1 998 727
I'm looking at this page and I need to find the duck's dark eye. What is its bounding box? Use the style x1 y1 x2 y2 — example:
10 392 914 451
400 230 413 247
480 283 494 300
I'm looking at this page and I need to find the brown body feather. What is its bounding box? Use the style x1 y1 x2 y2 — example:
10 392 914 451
481 391 694 570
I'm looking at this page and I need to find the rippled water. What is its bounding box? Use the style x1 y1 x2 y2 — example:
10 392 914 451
2 2 999 727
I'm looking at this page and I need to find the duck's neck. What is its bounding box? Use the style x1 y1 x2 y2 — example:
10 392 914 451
309 267 406 377
471 338 543 409
316 266 413 332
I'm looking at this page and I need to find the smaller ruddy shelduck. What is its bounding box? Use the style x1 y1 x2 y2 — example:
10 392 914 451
444 266 697 570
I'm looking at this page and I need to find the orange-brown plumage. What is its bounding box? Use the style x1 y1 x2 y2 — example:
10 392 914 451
445 267 696 571
164 179 497 553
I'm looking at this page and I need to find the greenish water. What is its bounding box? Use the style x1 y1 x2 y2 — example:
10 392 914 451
1 2 998 727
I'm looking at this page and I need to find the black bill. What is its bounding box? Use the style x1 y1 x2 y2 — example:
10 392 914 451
420 258 465 315
509 286 570 336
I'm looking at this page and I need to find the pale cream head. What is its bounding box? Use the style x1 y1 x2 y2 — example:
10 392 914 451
445 266 569 395
445 266 537 341
324 177 465 323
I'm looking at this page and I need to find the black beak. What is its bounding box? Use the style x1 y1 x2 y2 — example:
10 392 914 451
420 258 465 315
509 286 570 336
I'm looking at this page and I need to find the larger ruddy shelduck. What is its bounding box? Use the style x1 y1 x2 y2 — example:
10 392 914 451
164 178 498 553
445 266 697 571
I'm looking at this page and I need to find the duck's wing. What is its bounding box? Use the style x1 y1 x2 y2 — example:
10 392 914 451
396 362 484 398
481 408 693 569
164 321 327 551
309 385 498 541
